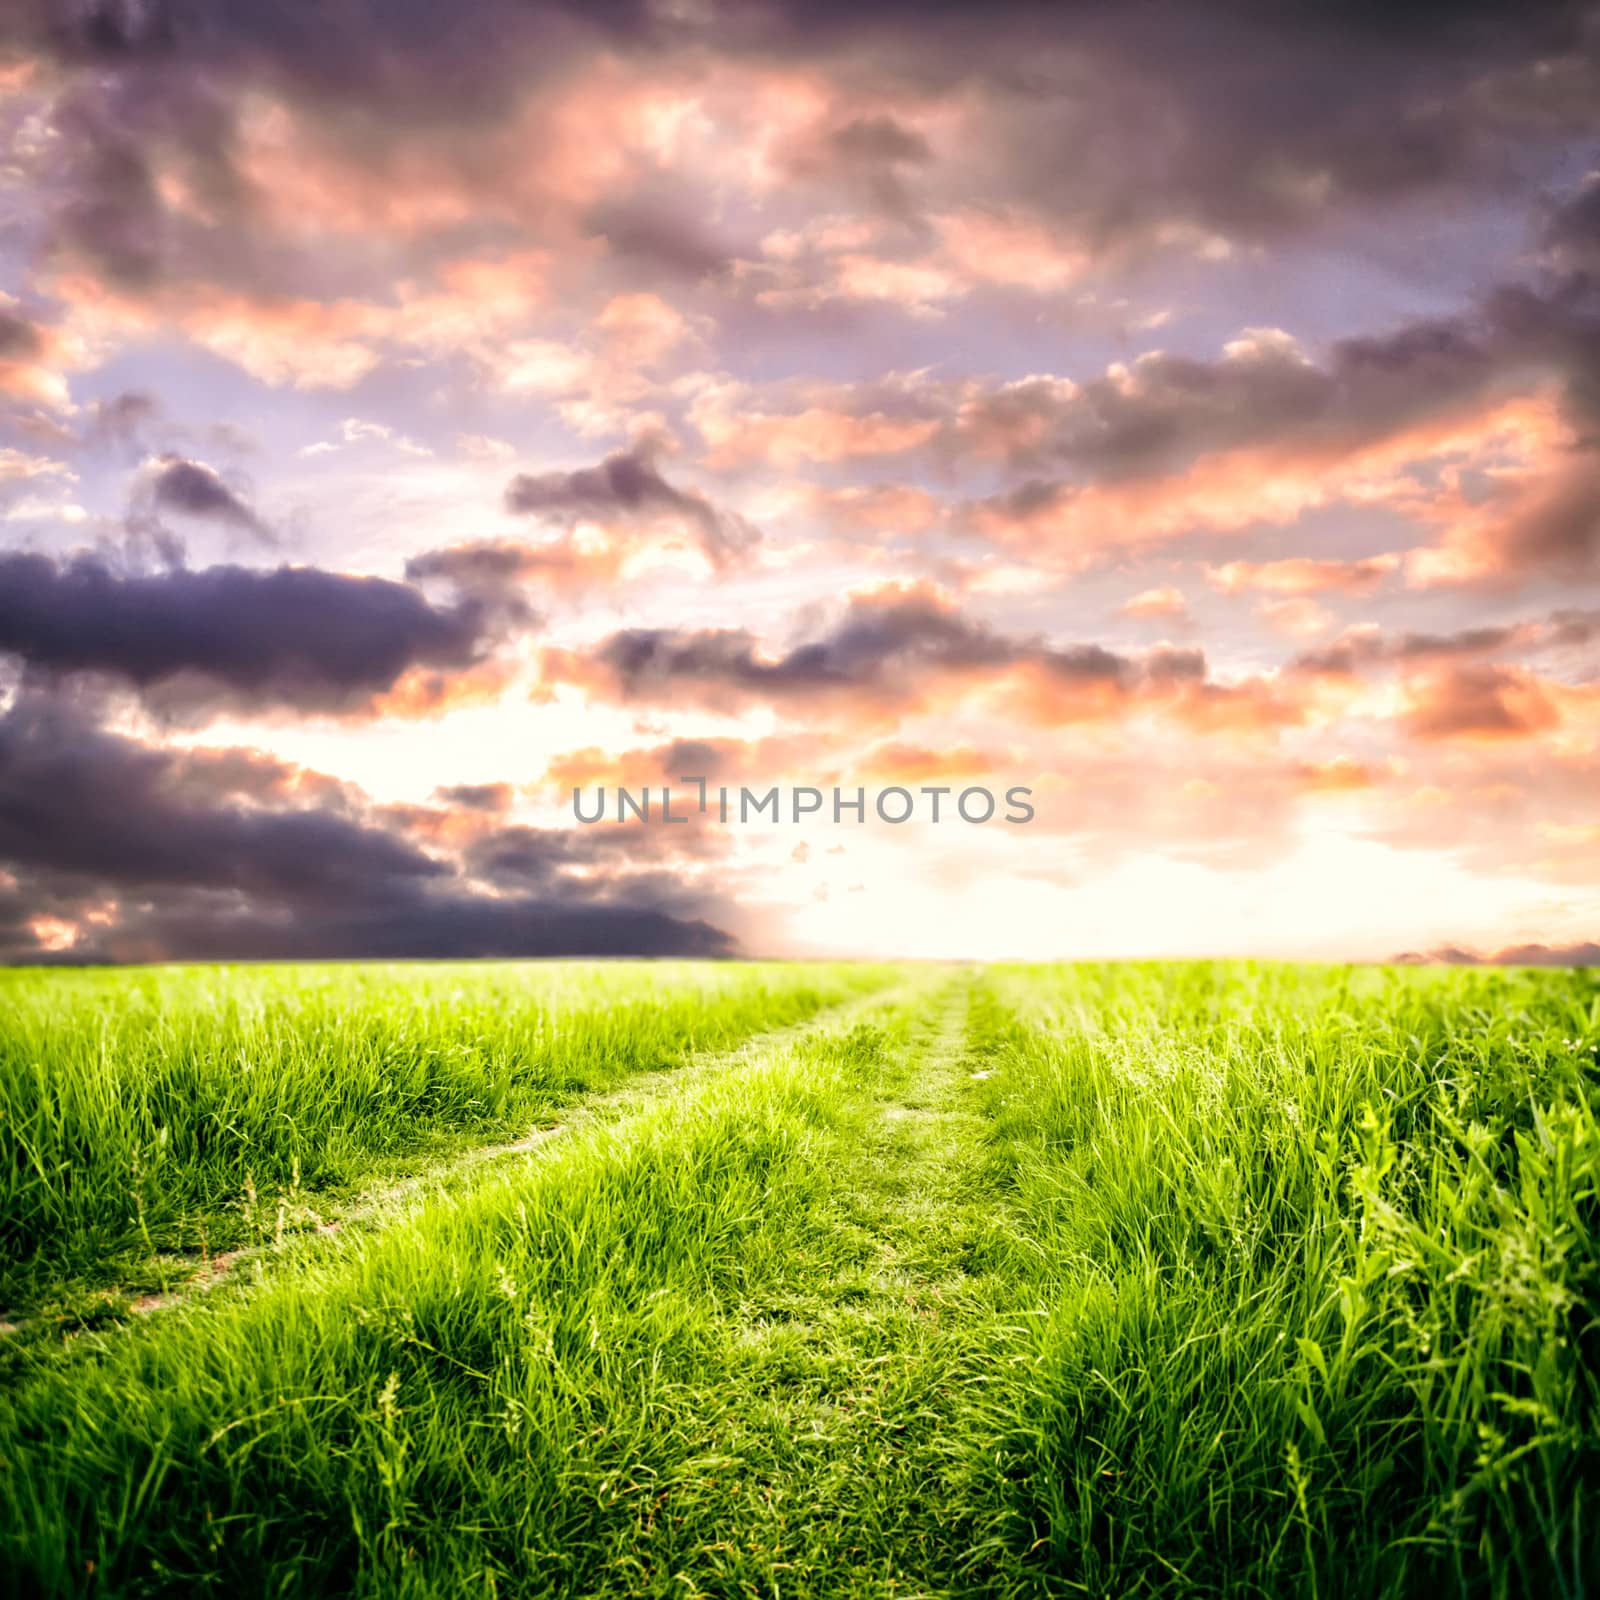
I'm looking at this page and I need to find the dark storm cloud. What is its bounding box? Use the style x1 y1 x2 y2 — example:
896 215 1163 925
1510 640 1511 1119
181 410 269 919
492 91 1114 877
1544 172 1600 277
86 896 733 963
433 782 515 813
0 694 444 902
505 444 759 569
581 196 736 282
42 60 254 291
405 543 541 588
146 454 270 540
731 1 1600 255
825 116 932 169
0 552 497 715
3 1 640 293
587 593 1019 700
9 0 648 110
11 1 1599 301
958 300 1573 482
563 590 1180 708
1291 627 1523 678
464 822 710 889
781 114 936 217
900 1 1598 246
548 591 1313 731
0 696 735 961
404 539 586 605
657 738 741 779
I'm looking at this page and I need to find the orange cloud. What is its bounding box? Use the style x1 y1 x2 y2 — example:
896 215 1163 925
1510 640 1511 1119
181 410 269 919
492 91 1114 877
804 483 943 536
1207 554 1401 595
1401 663 1562 742
1260 598 1336 638
858 741 1006 781
934 208 1089 290
369 658 521 721
49 242 552 390
1294 756 1382 792
1119 585 1188 619
689 382 941 468
1406 428 1600 588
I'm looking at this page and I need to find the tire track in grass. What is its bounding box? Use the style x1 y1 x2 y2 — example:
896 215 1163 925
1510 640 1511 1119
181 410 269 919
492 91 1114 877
2 972 929 1344
599 970 1040 1599
0 970 965 1596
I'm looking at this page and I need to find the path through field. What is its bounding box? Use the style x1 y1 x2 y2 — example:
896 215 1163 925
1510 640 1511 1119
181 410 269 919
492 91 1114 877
616 971 1026 1593
108 972 939 1329
2 959 1596 1598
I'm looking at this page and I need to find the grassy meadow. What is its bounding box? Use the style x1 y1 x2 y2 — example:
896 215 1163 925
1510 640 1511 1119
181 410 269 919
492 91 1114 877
0 960 1595 1597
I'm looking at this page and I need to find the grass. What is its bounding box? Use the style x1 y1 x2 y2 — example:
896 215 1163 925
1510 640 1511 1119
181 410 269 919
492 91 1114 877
0 960 1595 1596
0 961 892 1311
966 962 1600 1597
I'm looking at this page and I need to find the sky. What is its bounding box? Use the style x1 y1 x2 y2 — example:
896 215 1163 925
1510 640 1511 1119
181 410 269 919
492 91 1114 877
1 1 1600 964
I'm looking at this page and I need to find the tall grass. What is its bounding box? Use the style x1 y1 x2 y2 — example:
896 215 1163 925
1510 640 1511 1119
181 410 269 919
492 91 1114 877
0 961 1593 1597
0 1000 916 1597
0 961 889 1302
965 962 1600 1597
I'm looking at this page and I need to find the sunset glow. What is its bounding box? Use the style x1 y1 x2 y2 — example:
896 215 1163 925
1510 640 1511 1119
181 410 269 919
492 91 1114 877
2 2 1599 964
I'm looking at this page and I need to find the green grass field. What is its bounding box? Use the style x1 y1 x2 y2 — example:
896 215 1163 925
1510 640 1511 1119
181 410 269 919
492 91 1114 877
0 961 1595 1597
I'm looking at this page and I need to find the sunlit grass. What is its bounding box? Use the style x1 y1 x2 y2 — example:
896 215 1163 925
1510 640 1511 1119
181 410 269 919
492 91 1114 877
0 960 1594 1597
964 962 1600 1598
0 961 890 1307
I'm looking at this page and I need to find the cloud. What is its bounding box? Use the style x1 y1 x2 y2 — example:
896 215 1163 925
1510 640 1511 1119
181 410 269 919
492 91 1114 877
1259 598 1335 639
141 453 271 541
0 693 447 903
0 694 735 961
583 195 734 281
1207 556 1400 596
696 264 1600 582
1544 170 1600 277
82 389 160 451
0 552 502 717
504 442 759 570
1409 443 1600 587
0 302 70 406
14 0 1594 273
540 735 833 799
688 376 944 468
463 816 726 889
720 298 1578 491
1395 940 1600 967
1288 609 1598 679
0 307 40 361
1119 585 1187 619
1294 757 1381 793
858 740 1006 781
1400 662 1562 742
406 536 623 600
543 584 1305 733
550 585 1019 713
777 113 935 217
432 782 515 814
